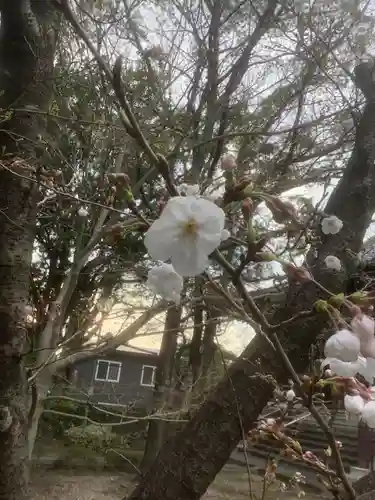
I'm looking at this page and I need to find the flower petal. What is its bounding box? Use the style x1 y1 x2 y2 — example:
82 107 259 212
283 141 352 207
144 218 180 261
171 241 210 277
162 196 194 222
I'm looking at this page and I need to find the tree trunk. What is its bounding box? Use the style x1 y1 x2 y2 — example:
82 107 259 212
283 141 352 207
27 373 53 460
0 3 59 498
193 308 220 404
126 64 375 500
141 305 181 472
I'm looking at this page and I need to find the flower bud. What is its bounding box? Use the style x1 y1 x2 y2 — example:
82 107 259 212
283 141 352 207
286 389 296 402
242 199 254 219
283 263 312 282
221 154 237 171
265 195 298 224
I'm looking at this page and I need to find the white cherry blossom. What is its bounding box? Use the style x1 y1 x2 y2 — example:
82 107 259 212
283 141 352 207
147 263 183 303
324 255 341 271
362 401 375 428
321 215 343 235
286 389 296 401
144 196 225 277
324 329 360 362
78 207 89 217
221 154 237 171
344 394 365 415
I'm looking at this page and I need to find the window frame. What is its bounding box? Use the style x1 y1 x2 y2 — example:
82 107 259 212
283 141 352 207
140 364 156 387
94 359 122 383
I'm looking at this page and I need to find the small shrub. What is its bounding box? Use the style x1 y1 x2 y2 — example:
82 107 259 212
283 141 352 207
39 399 86 437
64 423 127 451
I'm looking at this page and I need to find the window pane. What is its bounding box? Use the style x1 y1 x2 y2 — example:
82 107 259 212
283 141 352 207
96 361 108 380
107 363 120 381
142 366 155 386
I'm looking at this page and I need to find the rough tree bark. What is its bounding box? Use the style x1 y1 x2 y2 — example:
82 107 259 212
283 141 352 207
141 305 181 472
126 62 375 500
0 2 59 498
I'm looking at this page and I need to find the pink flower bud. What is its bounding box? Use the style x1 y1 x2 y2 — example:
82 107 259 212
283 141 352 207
242 199 254 219
283 263 312 282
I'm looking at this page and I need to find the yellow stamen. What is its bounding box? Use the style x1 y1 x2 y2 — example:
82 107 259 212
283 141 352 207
181 217 198 238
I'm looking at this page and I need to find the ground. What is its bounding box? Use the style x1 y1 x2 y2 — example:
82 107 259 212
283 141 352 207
30 466 325 500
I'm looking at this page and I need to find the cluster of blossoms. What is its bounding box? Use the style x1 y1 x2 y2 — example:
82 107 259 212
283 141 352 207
144 187 230 301
320 215 343 272
324 313 375 427
144 167 347 298
144 172 375 433
252 415 335 490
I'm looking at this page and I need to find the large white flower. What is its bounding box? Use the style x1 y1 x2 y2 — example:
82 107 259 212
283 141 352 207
147 263 183 303
144 196 225 277
344 394 365 415
362 401 375 428
321 215 343 235
324 329 360 362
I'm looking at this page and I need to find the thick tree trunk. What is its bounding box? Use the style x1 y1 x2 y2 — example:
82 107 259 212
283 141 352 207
141 306 181 472
0 2 59 498
126 64 375 500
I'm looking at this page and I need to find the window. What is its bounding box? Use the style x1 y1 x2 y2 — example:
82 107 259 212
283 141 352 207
94 360 122 383
140 365 156 387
